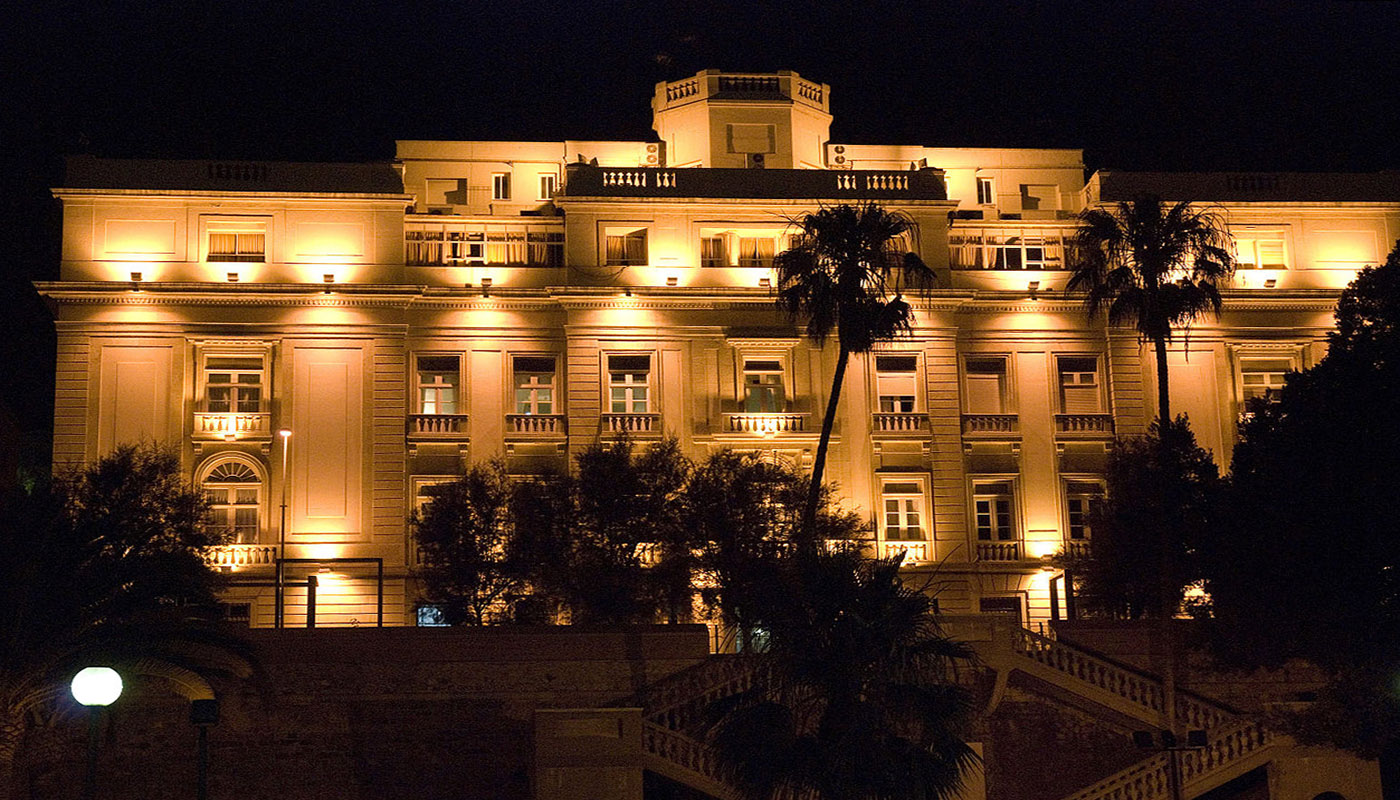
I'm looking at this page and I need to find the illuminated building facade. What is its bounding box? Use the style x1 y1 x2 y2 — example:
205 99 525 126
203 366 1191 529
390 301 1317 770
39 70 1400 634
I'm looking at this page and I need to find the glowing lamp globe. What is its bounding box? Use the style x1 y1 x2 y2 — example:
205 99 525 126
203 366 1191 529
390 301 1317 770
71 667 123 707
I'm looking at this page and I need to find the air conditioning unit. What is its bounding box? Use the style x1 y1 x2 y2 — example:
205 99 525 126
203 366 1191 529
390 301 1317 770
747 153 766 169
645 143 660 165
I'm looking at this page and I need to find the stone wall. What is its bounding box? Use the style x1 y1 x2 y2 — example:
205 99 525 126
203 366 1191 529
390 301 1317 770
15 625 710 800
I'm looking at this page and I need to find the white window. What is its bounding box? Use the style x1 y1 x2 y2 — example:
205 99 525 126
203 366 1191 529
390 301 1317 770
881 480 927 541
742 359 785 413
875 355 918 413
1234 230 1288 268
492 173 511 201
1065 480 1104 542
964 358 1008 414
203 459 262 544
608 354 650 413
739 236 776 267
976 177 995 205
991 236 1047 269
513 355 556 415
416 355 460 414
205 356 264 413
1058 356 1102 413
538 174 557 201
605 229 648 267
973 481 1017 542
701 236 727 267
1240 357 1292 403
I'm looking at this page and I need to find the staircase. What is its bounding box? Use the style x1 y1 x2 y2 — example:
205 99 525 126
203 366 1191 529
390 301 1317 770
626 619 1278 800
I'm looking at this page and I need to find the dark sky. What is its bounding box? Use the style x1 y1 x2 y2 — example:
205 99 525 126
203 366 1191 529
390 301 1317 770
0 0 1396 434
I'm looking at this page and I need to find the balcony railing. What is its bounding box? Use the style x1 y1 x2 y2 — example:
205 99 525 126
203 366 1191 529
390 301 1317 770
408 413 470 437
1054 413 1115 437
962 413 1020 436
977 541 1023 562
724 413 808 435
1063 540 1092 560
204 544 277 568
604 412 660 434
506 414 566 436
881 540 931 564
872 412 929 434
194 412 271 439
564 164 947 201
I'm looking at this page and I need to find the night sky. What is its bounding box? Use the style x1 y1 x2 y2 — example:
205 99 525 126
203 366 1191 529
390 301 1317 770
1 0 1397 435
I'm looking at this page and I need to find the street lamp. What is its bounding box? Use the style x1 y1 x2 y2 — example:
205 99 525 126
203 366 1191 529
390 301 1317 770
71 667 122 800
276 428 292 628
190 698 219 800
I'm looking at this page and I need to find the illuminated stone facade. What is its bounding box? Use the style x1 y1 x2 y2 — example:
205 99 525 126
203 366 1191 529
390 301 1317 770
39 69 1400 634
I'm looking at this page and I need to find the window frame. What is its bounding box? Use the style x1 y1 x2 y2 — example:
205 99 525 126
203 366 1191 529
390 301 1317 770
976 176 995 206
741 357 787 413
874 352 921 413
1056 354 1104 414
1231 226 1290 269
202 216 271 264
603 227 649 267
537 173 558 201
962 355 1012 414
492 172 512 201
971 477 1020 543
880 476 930 542
201 350 269 415
414 353 463 416
606 352 653 414
1062 477 1106 543
512 354 558 415
1231 345 1306 410
198 455 267 546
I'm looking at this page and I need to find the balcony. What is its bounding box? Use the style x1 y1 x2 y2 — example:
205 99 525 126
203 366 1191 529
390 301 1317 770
723 413 808 436
872 412 929 436
1054 413 1115 439
1062 540 1092 560
881 540 931 564
976 541 1023 562
563 164 947 201
193 412 271 440
603 412 661 436
204 544 277 569
506 414 566 437
961 413 1020 438
408 413 470 438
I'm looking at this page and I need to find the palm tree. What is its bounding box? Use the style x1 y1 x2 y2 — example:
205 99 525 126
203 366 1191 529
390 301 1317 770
0 445 255 798
774 204 934 535
1068 194 1235 429
704 549 978 800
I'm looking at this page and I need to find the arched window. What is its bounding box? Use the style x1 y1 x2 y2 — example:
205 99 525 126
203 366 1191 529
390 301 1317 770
201 458 263 544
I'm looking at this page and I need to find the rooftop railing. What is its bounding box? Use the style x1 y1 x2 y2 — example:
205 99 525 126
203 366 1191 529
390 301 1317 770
564 164 947 201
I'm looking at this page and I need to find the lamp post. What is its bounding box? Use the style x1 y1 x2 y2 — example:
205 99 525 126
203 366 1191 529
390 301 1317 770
71 667 122 800
190 698 219 800
276 428 291 628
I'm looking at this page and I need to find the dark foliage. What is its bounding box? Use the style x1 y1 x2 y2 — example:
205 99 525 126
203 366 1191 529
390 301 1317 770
411 461 518 625
1069 195 1234 426
704 550 977 800
1205 244 1400 672
0 444 254 796
1062 419 1221 619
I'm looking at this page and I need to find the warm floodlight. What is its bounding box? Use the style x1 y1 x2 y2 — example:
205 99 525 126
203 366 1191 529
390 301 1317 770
71 667 123 707
278 428 292 439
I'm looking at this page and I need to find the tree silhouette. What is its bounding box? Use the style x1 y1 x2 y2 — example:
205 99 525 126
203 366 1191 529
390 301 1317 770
1069 194 1234 429
0 444 254 799
774 203 934 534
